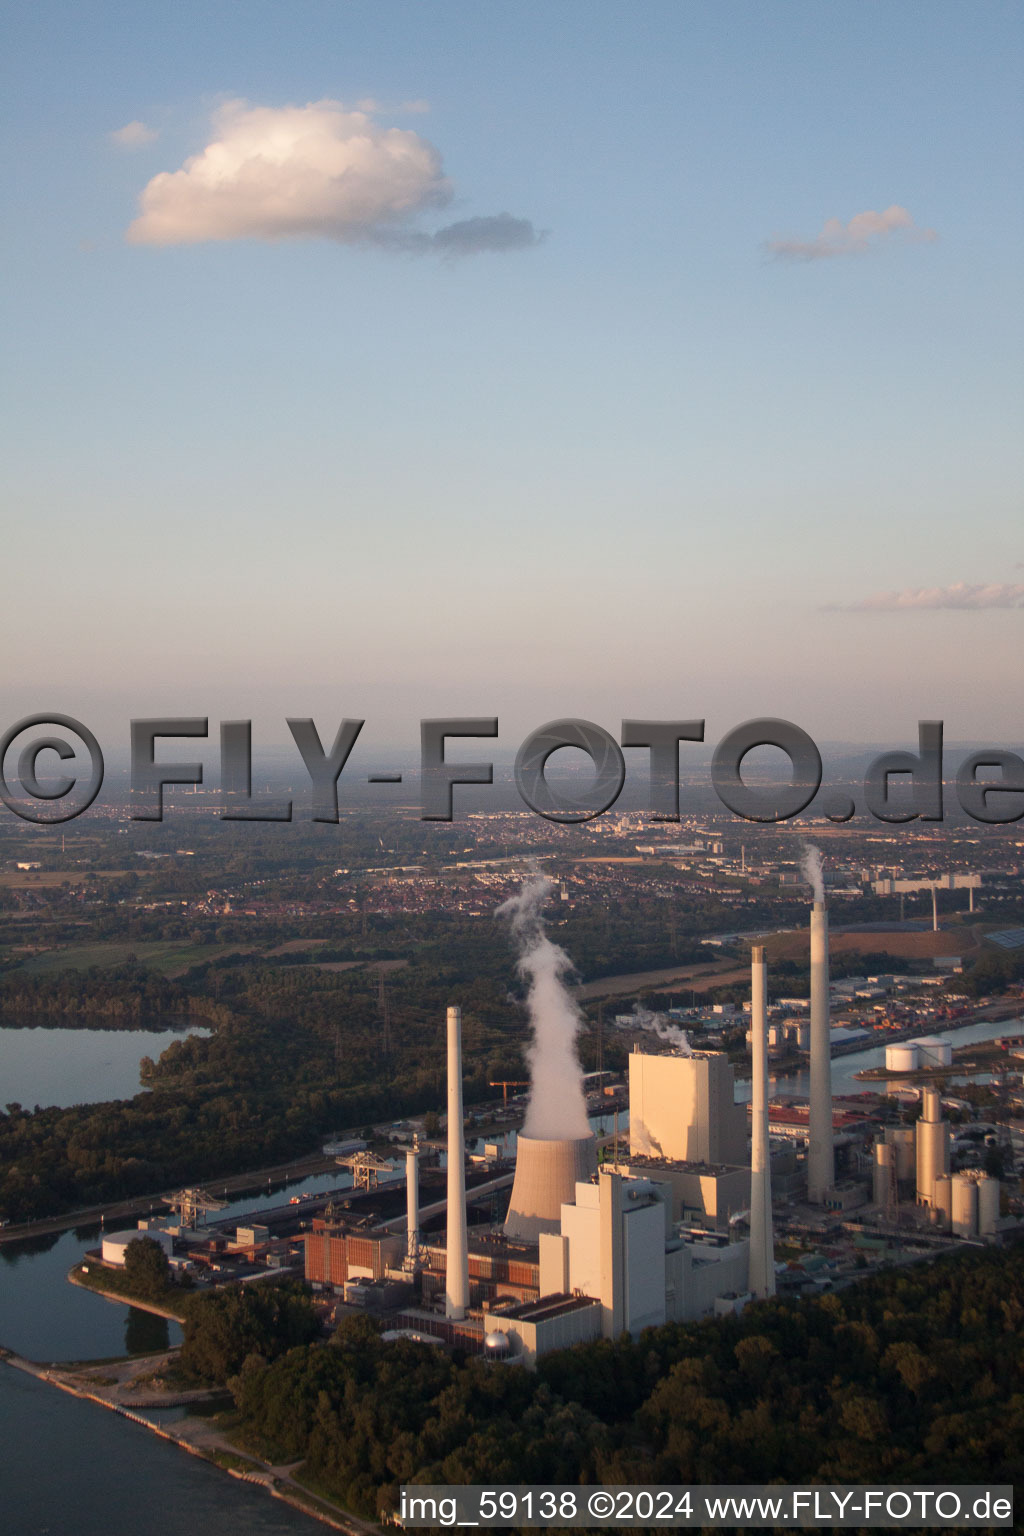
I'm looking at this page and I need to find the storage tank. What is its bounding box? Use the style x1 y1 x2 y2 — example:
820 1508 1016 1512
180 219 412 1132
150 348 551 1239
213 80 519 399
886 1043 919 1074
503 1134 598 1242
977 1174 1000 1238
102 1228 173 1266
951 1173 978 1238
912 1036 953 1068
932 1174 953 1228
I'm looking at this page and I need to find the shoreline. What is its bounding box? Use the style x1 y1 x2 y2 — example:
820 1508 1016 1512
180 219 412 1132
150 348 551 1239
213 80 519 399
67 1265 189 1323
0 1347 374 1536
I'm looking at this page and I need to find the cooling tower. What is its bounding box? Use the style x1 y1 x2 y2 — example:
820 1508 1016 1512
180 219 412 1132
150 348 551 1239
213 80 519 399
807 901 834 1204
748 946 775 1300
445 1006 469 1319
503 1134 598 1242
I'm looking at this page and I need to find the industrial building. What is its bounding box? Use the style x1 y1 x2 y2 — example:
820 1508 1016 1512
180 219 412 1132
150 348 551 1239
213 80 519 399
305 989 764 1364
871 1085 1005 1238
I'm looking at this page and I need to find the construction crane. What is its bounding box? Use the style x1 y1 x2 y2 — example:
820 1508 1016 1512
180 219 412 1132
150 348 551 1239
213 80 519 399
489 1080 529 1107
334 1150 397 1191
168 1187 228 1229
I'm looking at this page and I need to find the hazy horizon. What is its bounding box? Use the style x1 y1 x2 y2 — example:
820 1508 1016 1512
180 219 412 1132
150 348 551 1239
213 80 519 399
3 3 1021 750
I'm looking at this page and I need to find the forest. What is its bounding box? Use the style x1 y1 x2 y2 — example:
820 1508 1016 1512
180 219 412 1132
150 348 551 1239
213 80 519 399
176 1243 1024 1529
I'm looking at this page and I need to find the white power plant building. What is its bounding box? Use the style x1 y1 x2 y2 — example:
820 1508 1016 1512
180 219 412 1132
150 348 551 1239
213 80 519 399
619 1047 750 1230
486 1169 750 1366
628 1049 746 1165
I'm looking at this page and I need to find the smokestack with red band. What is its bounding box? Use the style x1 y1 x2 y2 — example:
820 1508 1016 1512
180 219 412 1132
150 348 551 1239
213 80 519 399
748 945 775 1299
445 1005 469 1319
808 901 834 1204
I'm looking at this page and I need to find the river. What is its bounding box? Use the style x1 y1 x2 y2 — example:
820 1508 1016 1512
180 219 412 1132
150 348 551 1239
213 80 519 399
1 1012 1017 1533
731 1013 1022 1103
0 1366 318 1535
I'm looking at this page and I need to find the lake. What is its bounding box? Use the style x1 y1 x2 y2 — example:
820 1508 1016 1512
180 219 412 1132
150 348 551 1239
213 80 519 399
0 1019 211 1109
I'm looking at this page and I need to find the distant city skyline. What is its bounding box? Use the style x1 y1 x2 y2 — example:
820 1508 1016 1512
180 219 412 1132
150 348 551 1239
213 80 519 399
2 2 1021 748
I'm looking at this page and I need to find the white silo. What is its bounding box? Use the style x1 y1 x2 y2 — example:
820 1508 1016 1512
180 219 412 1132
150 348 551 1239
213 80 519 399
445 1006 470 1319
977 1174 1000 1237
915 1088 949 1207
932 1174 953 1228
951 1173 978 1238
807 902 834 1203
748 946 775 1300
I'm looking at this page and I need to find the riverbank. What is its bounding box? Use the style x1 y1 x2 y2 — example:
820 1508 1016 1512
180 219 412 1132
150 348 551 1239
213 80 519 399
0 1347 375 1536
0 1146 344 1246
68 1264 190 1323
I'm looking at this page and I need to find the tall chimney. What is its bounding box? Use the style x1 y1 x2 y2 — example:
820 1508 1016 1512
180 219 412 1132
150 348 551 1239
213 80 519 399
445 1005 469 1319
807 901 834 1204
405 1138 420 1266
748 946 775 1299
931 886 939 932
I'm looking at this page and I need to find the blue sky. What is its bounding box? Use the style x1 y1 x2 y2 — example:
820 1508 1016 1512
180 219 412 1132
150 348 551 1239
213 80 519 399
2 1 1021 755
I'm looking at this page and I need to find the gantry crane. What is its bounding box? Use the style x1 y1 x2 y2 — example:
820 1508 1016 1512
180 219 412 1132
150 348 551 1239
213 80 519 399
334 1149 397 1191
168 1187 228 1229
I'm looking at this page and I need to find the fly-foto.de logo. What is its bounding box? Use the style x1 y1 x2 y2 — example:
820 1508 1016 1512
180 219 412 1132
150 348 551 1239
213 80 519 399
0 713 1021 827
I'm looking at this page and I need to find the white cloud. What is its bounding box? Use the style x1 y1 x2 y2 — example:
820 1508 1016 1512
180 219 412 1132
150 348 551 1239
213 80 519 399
766 204 937 262
111 120 158 148
125 98 538 255
833 581 1024 612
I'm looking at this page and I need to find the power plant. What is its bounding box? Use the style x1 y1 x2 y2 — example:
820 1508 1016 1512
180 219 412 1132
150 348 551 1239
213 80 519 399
299 875 1010 1366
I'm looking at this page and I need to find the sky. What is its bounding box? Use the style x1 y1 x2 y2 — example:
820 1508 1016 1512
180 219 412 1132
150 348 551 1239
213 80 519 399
1 1 1022 767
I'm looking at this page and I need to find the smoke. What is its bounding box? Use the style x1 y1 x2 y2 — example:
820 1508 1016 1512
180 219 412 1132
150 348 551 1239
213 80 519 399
496 876 591 1140
629 1118 665 1158
801 842 825 904
615 1003 694 1055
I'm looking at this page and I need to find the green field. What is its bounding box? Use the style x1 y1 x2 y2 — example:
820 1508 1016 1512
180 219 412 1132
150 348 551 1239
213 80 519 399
13 941 250 977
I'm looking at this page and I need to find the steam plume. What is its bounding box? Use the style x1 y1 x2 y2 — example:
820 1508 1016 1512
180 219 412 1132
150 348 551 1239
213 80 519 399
801 842 825 904
496 876 590 1139
615 1003 693 1055
629 1118 665 1157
